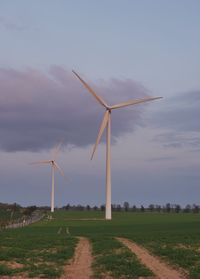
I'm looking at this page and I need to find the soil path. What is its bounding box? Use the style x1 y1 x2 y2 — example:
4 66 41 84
61 237 93 279
1 276 28 279
117 237 187 279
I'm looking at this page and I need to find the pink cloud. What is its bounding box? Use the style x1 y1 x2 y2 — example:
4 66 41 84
0 66 149 151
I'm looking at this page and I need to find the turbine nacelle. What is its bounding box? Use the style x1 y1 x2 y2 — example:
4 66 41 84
30 142 64 176
31 159 64 176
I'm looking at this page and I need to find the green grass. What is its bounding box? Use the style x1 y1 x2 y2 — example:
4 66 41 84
36 211 200 278
0 264 16 276
0 223 77 278
1 211 200 278
91 236 152 278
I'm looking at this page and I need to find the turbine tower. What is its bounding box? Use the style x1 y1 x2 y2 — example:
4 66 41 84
73 70 162 220
31 143 64 213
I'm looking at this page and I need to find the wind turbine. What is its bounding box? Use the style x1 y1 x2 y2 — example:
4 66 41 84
31 143 64 213
73 70 162 220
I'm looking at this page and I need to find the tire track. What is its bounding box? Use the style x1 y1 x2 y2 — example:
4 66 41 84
61 237 93 279
117 237 187 279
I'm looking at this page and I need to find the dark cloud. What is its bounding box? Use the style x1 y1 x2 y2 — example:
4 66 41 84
0 66 150 152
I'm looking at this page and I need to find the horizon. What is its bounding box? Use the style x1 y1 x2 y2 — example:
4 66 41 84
1 200 200 209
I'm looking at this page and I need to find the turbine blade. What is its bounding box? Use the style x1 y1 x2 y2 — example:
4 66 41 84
54 161 64 177
72 70 108 108
110 97 162 109
52 141 63 160
91 110 109 160
30 160 51 165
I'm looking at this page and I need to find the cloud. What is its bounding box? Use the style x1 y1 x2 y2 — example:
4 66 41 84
146 156 176 162
0 16 25 31
153 131 200 150
151 91 200 150
152 91 200 132
0 66 150 152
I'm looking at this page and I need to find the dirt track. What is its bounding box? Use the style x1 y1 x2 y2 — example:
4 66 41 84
1 236 188 279
117 237 187 279
60 237 93 279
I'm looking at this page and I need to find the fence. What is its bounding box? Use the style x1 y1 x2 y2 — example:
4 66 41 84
4 213 45 229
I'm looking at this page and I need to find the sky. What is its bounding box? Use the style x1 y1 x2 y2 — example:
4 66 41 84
0 0 200 207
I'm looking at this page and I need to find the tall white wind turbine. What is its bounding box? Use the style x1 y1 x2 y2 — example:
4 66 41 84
31 143 64 213
73 70 162 220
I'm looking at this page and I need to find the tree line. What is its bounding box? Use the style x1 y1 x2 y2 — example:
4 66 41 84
61 202 200 213
1 202 200 216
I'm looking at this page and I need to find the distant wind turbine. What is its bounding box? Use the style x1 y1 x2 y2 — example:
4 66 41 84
73 70 162 220
31 142 64 213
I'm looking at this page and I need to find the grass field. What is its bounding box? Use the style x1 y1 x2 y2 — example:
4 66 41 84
1 210 200 278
